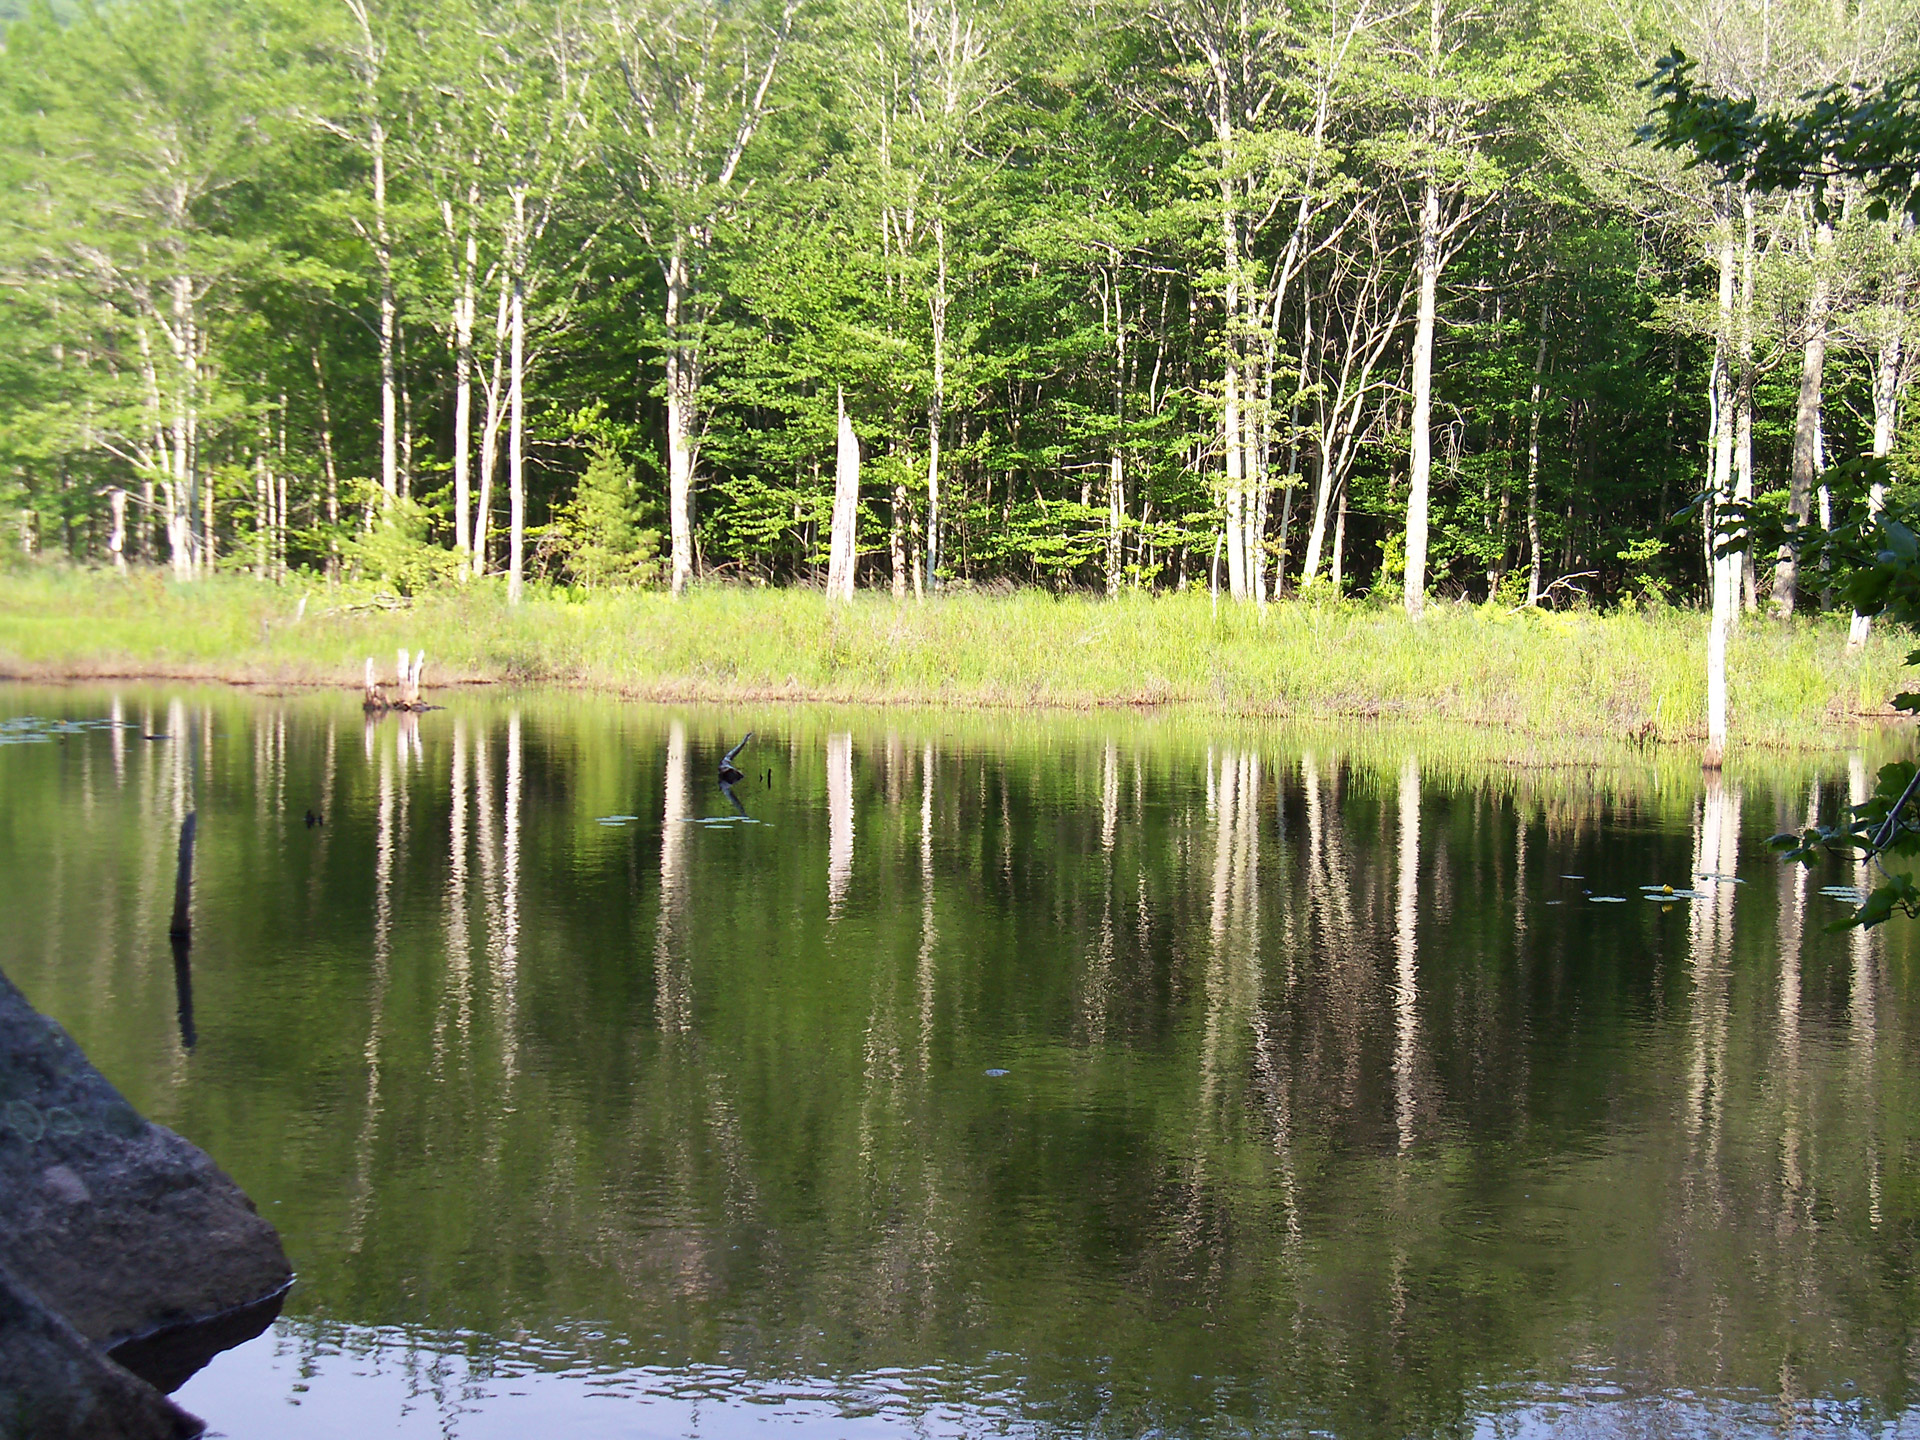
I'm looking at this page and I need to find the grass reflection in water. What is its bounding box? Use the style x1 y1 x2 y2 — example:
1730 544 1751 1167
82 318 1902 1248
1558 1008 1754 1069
2 683 1916 1439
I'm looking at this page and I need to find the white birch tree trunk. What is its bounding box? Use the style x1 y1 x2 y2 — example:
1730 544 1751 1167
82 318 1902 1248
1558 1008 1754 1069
255 444 271 578
664 238 697 597
452 206 476 563
1524 324 1547 606
1217 141 1247 603
890 468 908 598
167 268 196 581
1706 555 1732 768
108 488 127 574
1301 452 1336 588
374 126 397 508
1251 377 1270 610
507 191 527 607
1734 194 1757 615
313 347 341 580
1331 488 1348 592
1774 219 1831 616
137 325 163 565
1852 278 1907 648
1704 212 1738 768
827 387 860 603
1404 180 1441 619
927 216 947 591
473 272 510 575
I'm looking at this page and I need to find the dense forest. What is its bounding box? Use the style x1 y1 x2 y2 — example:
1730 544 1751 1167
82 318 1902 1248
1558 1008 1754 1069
0 0 1914 610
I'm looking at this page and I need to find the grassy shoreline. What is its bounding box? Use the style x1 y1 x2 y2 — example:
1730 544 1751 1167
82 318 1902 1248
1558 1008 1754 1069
0 567 1913 752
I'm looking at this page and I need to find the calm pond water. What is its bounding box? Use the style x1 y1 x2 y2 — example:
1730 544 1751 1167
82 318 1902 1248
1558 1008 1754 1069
5 683 1920 1439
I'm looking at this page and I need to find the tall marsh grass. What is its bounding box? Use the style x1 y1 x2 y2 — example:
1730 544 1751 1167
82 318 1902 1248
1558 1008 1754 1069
0 567 1911 750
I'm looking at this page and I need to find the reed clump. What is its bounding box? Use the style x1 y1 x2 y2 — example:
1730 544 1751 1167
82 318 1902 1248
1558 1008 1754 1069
0 567 1909 750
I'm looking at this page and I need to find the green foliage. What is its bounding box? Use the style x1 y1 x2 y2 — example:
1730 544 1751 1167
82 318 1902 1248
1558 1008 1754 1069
555 444 661 590
0 0 1913 619
1615 538 1674 607
1641 48 1920 223
343 499 467 595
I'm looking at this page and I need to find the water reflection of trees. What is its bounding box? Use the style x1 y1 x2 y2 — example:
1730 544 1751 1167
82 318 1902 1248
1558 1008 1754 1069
6 691 1920 1433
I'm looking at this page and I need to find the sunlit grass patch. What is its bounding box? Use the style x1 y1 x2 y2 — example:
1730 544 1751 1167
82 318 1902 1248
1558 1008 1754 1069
0 566 1911 752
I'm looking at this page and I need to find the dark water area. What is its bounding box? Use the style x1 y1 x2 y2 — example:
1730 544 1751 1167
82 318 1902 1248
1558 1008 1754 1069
5 683 1920 1438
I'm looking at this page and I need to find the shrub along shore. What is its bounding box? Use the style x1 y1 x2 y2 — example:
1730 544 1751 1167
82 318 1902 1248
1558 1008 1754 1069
0 568 1910 752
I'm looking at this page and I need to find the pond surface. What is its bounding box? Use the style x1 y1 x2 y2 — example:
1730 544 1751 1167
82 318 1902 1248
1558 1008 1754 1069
4 684 1920 1439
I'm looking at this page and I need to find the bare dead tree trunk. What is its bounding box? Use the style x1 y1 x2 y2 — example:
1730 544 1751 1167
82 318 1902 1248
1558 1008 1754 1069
827 387 860 603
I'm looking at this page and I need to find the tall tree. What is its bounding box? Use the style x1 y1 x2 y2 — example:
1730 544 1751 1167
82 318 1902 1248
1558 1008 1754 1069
1382 0 1545 617
598 0 798 596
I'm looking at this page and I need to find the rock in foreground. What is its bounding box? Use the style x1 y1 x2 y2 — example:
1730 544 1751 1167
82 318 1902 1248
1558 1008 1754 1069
0 967 294 1437
0 1266 200 1440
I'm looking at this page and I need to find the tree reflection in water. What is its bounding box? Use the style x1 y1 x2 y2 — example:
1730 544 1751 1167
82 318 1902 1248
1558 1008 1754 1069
2 684 1919 1438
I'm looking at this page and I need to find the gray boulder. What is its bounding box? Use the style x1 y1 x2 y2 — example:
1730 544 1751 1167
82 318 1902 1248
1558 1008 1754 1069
0 1265 201 1440
0 966 294 1436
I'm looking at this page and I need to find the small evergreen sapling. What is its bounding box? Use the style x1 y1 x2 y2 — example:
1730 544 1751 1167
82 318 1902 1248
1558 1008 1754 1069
561 443 660 590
